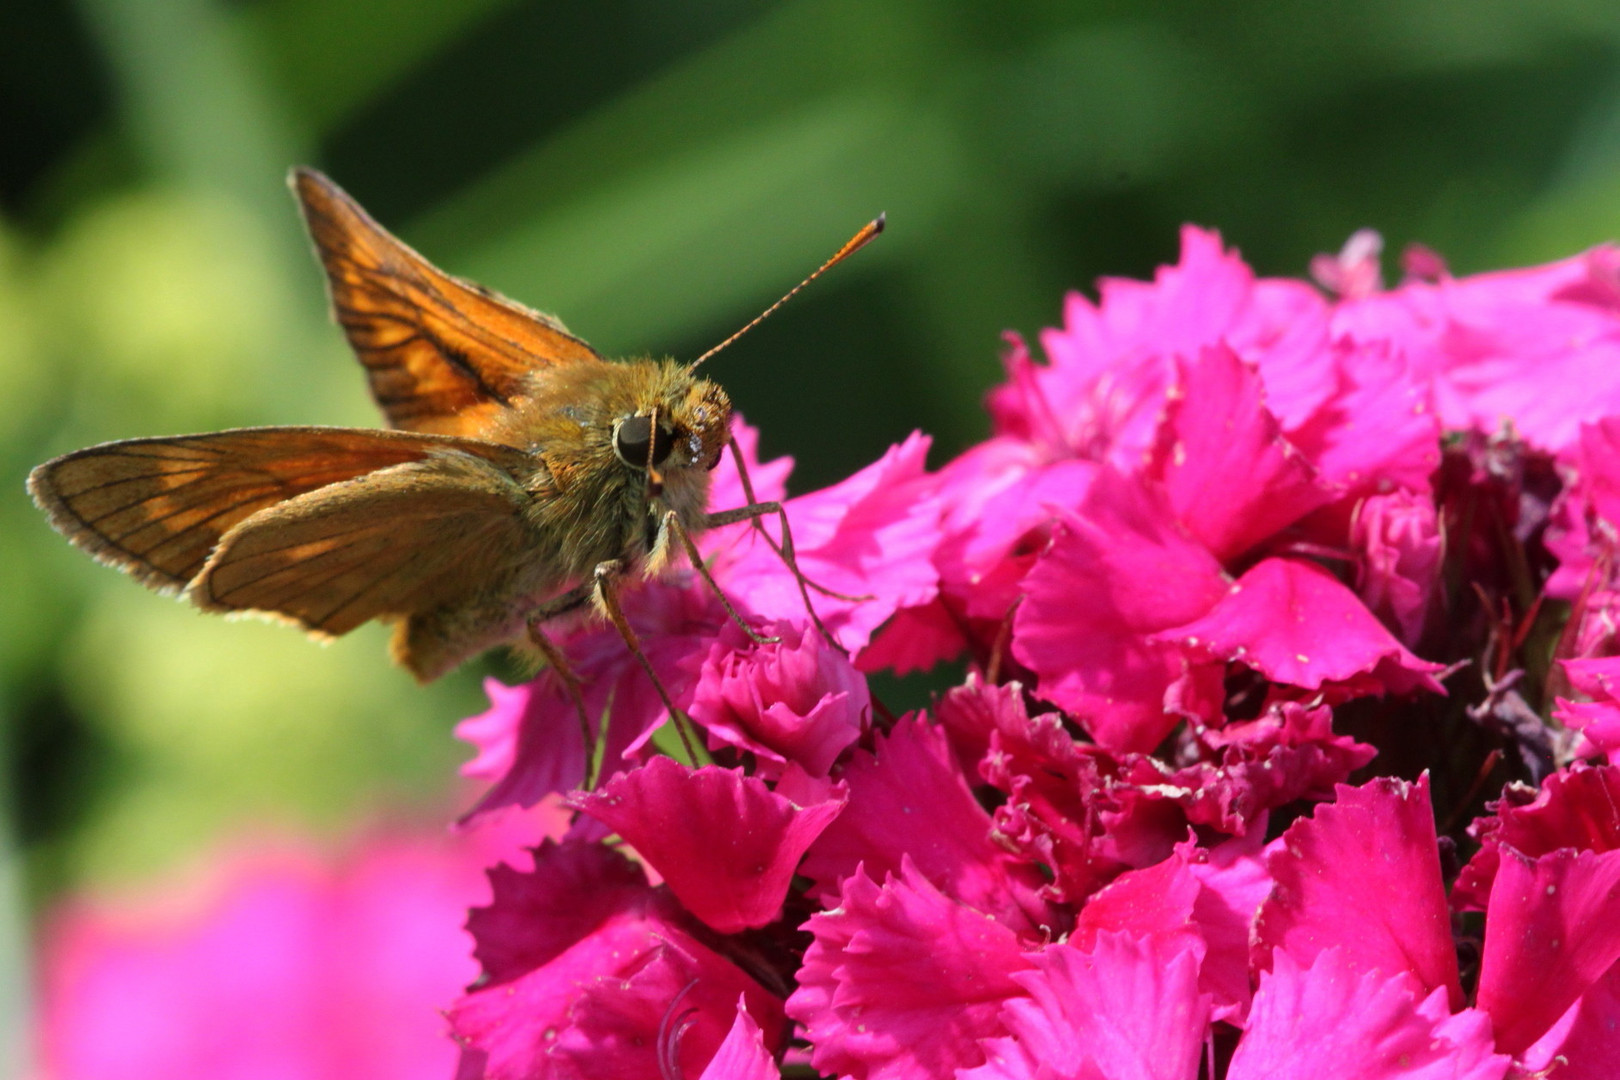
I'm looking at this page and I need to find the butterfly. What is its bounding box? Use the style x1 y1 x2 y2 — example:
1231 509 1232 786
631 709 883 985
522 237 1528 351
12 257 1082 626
29 169 882 721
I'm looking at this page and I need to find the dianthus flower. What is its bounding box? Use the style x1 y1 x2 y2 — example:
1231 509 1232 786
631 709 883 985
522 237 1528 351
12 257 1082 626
37 812 550 1080
442 229 1620 1078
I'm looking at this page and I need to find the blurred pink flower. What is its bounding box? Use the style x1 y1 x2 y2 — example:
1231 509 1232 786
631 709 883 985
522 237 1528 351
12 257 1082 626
38 815 548 1080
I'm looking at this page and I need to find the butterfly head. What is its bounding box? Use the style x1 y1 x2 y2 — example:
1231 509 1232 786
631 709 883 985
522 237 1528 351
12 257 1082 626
601 363 731 500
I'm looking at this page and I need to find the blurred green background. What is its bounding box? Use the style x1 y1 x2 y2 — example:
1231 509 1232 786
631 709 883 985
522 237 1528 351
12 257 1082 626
5 0 1620 1059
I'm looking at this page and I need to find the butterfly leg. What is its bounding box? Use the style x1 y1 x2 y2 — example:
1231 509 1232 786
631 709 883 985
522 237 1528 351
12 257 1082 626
721 437 872 603
705 498 849 648
590 560 702 764
660 509 779 646
524 617 597 772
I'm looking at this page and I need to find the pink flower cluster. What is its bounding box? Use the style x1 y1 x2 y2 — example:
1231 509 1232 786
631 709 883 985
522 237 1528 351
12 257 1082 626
446 228 1620 1078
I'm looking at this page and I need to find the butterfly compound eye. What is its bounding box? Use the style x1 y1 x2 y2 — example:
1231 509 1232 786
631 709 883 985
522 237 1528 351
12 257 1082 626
612 415 676 468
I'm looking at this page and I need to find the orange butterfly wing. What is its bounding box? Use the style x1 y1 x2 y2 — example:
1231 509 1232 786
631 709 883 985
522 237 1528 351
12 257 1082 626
27 427 533 592
190 449 538 640
292 168 605 439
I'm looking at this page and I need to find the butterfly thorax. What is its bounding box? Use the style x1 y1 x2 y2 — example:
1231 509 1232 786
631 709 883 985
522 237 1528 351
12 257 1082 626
490 358 731 580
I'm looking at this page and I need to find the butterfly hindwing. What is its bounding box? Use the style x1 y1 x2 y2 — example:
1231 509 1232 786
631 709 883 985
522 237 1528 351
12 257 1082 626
189 448 538 638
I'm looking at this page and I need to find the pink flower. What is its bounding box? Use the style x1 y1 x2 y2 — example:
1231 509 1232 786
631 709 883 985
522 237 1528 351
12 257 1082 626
687 618 868 777
321 229 1620 1076
449 835 785 1079
1332 242 1620 453
38 824 537 1080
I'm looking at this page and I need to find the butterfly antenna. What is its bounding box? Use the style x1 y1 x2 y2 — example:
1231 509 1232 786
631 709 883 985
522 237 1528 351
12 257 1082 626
689 213 885 371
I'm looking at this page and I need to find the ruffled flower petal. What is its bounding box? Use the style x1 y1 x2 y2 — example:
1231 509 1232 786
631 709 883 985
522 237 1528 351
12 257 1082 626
697 1001 777 1080
963 932 1210 1080
688 618 868 777
1253 775 1462 1010
1153 346 1332 564
1226 949 1509 1080
1452 764 1620 911
571 758 845 934
1476 844 1620 1056
799 715 1052 933
786 860 1031 1080
1117 702 1376 836
1557 656 1620 763
705 432 943 653
450 837 783 1079
1332 244 1620 453
466 837 650 988
1285 340 1441 497
1157 557 1445 695
1185 832 1275 1022
1072 850 1202 950
1014 474 1231 751
1519 961 1620 1080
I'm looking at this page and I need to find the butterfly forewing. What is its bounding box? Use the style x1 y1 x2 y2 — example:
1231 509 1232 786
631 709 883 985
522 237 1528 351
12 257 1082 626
191 450 536 637
28 427 533 592
293 168 604 439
